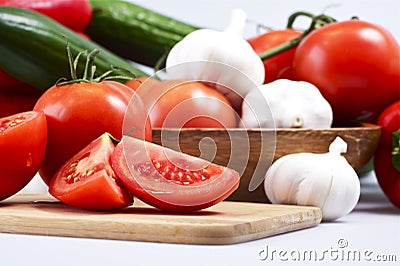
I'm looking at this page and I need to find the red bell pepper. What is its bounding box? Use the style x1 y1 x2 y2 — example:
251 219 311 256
0 0 92 31
374 101 400 208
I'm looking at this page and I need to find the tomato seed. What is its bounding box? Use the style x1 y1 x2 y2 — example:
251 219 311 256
86 169 94 176
141 159 215 185
135 159 217 185
192 172 199 180
66 158 96 182
1 117 26 133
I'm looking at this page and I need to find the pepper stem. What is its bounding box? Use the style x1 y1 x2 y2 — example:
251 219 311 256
392 130 400 172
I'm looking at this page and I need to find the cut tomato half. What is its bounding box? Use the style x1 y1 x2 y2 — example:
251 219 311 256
49 133 133 211
0 111 47 201
112 136 240 212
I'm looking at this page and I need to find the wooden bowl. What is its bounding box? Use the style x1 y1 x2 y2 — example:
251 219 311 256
152 123 381 203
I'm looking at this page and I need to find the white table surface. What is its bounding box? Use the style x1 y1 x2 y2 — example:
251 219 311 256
1 1 399 265
1 171 399 266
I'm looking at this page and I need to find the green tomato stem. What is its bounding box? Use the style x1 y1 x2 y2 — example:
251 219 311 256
56 41 137 86
286 11 315 29
259 13 336 61
83 49 100 81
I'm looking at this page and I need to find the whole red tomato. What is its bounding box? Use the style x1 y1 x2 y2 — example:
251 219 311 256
34 80 152 185
374 101 400 208
128 78 238 128
293 19 400 123
0 111 47 200
248 29 302 83
0 0 92 31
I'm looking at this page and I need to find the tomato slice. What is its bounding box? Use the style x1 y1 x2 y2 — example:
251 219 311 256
0 111 47 201
49 133 133 211
112 136 240 212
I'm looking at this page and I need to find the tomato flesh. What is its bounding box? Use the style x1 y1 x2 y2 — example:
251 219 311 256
0 111 47 201
112 136 240 212
49 133 133 211
143 158 213 185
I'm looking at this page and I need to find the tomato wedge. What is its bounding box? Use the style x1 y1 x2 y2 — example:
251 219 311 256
112 136 240 212
0 111 47 201
49 133 133 211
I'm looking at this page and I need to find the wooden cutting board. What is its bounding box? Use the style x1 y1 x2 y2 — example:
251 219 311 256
0 194 321 245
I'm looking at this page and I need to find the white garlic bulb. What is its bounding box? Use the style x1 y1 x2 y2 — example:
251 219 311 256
264 137 360 221
241 79 333 129
166 8 264 110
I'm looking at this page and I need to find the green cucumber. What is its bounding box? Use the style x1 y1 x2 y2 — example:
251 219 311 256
85 0 199 67
0 6 149 90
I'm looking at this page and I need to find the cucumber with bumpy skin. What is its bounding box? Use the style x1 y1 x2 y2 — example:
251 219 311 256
0 6 149 90
85 0 199 67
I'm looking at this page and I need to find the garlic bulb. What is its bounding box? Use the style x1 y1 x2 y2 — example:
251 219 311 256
264 137 360 221
241 79 333 128
165 8 264 110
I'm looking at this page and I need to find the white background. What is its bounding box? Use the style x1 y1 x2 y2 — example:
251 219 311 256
3 1 400 266
135 0 400 40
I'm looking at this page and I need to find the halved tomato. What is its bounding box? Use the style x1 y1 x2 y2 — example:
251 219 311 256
49 133 133 211
0 111 47 201
112 136 240 212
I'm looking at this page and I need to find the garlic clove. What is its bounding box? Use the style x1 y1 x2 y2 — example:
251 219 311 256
265 153 333 207
293 155 334 207
321 157 360 221
239 87 275 128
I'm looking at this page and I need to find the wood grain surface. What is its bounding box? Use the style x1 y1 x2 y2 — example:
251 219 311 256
0 194 322 245
152 124 381 202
